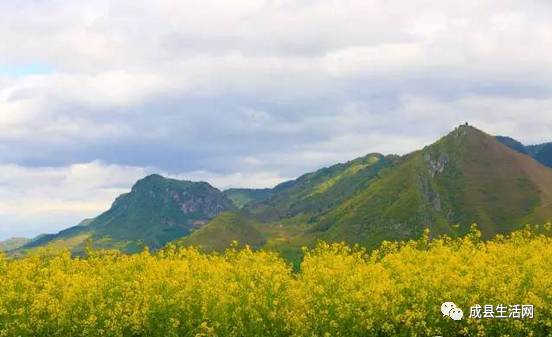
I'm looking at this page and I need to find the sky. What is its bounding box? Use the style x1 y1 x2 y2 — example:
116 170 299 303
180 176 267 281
1 0 552 240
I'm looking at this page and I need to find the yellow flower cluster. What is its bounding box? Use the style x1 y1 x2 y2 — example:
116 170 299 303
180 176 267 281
1 226 551 337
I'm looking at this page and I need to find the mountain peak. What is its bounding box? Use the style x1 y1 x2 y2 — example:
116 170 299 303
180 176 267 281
140 173 166 182
20 175 237 253
450 123 485 138
131 173 169 191
131 174 208 194
133 173 175 187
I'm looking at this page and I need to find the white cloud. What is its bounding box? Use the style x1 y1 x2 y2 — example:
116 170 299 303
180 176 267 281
0 161 289 240
175 170 288 190
0 162 149 238
323 44 425 78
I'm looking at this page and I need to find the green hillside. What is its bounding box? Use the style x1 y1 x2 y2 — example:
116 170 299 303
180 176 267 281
175 212 265 252
246 153 397 221
19 174 236 254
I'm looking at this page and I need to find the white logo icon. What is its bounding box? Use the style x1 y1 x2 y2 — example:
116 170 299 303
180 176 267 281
441 301 463 321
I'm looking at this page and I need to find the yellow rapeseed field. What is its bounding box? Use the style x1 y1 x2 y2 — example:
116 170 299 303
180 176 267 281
1 226 551 337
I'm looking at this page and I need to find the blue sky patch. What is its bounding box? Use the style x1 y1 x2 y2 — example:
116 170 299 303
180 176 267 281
0 62 55 76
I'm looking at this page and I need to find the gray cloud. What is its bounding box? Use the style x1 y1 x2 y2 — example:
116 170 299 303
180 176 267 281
1 0 552 239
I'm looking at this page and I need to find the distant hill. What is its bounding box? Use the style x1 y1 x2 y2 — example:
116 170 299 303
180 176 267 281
223 188 273 208
19 174 236 253
0 237 31 252
175 212 265 252
527 143 552 168
496 136 552 168
495 136 528 154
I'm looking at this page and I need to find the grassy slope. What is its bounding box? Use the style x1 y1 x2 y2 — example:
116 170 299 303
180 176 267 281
175 212 265 252
456 128 540 234
313 152 428 248
246 153 395 221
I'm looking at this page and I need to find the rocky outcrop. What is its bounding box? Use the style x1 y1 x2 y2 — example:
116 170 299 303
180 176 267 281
425 152 449 177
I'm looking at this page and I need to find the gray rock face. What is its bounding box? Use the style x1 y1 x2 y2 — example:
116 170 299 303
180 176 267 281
425 152 449 177
419 152 451 229
173 190 235 218
419 172 442 213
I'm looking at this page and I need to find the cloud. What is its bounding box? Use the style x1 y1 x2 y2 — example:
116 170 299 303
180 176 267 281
0 162 149 239
0 161 288 240
175 170 288 190
1 0 552 238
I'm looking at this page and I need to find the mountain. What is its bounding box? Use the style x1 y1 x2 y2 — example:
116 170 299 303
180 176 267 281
176 153 397 263
20 125 552 258
19 174 236 254
527 143 552 168
314 126 552 247
178 125 552 256
0 237 31 252
496 136 552 168
223 188 273 208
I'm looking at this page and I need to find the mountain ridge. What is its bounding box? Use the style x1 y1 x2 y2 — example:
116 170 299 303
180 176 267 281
496 135 552 168
179 125 552 256
16 125 552 258
0 237 31 252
